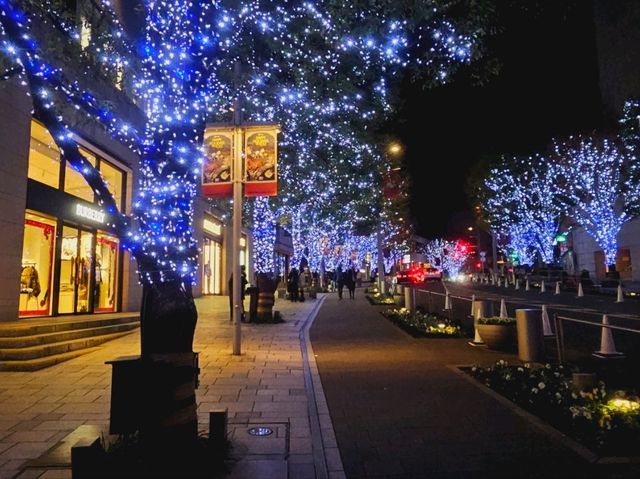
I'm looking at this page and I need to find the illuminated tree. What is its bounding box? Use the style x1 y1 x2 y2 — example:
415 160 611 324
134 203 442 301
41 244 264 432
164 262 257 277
482 155 564 264
422 239 470 278
554 137 640 269
0 0 492 447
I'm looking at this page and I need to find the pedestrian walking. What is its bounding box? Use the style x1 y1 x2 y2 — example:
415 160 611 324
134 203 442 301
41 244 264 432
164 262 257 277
346 265 357 299
287 267 299 302
336 264 345 300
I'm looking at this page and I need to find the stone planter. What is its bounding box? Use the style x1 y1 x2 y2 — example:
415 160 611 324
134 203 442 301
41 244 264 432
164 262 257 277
476 324 516 351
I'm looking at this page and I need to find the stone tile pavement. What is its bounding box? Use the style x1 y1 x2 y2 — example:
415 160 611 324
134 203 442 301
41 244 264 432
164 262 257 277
0 293 342 479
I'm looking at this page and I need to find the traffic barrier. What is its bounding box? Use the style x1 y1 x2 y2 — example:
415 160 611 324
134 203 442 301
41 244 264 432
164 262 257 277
468 297 492 347
616 284 624 303
525 279 530 291
593 315 625 359
540 280 546 293
541 304 553 337
444 292 452 310
555 281 561 295
577 282 584 298
515 279 520 290
499 298 508 318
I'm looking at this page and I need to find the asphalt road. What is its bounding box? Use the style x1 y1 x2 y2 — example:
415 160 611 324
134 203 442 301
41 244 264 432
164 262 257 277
309 289 614 479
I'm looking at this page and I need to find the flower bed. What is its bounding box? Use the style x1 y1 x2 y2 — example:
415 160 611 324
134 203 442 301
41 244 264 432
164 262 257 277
365 291 396 305
381 308 462 338
465 360 640 458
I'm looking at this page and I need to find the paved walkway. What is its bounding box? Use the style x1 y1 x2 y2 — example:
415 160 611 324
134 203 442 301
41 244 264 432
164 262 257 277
309 289 640 478
0 294 343 479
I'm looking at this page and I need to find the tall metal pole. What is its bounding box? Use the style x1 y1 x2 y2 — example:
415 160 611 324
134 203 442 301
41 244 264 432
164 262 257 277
232 63 243 356
377 230 385 294
491 231 498 277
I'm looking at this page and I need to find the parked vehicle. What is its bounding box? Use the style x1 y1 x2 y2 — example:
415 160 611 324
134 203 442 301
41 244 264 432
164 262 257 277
396 264 442 284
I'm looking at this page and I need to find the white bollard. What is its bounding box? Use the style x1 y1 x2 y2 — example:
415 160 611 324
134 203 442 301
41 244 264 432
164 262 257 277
444 292 452 310
515 279 520 290
470 294 476 316
525 279 530 291
540 280 546 293
499 298 508 318
468 299 492 347
577 282 584 298
541 304 554 337
593 315 624 358
555 281 561 295
504 277 509 288
616 284 624 303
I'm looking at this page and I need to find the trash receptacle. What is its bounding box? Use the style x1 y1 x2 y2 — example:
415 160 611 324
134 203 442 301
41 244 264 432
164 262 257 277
516 308 544 362
247 286 259 323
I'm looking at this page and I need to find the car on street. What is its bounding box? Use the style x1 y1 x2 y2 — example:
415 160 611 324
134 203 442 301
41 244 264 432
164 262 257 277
396 265 442 284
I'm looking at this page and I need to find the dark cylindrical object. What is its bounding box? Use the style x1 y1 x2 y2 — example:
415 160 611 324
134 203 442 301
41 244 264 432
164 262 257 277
404 287 415 311
247 286 259 323
516 308 544 362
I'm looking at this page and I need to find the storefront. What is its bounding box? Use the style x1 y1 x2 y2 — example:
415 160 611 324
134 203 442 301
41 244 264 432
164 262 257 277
202 216 223 295
19 120 128 318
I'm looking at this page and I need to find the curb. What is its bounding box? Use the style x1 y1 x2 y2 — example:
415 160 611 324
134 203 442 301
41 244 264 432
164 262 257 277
448 364 640 465
299 294 345 479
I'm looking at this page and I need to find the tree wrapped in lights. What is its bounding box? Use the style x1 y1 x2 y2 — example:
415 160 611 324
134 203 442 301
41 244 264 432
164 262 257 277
482 155 564 264
506 222 537 267
553 137 640 269
422 239 470 278
0 0 492 448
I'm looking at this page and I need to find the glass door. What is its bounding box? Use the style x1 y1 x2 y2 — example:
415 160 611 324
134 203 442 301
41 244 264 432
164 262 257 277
203 237 222 295
57 226 94 314
95 231 119 312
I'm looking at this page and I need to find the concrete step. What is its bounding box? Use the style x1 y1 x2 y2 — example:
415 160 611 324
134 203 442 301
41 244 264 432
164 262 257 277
0 321 139 348
0 314 139 337
0 330 137 360
0 347 101 371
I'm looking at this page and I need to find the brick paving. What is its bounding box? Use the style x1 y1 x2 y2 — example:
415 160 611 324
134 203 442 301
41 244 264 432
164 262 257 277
0 294 341 479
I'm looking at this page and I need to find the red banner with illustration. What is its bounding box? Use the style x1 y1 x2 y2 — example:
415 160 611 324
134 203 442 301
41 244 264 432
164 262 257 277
244 129 278 197
202 130 233 197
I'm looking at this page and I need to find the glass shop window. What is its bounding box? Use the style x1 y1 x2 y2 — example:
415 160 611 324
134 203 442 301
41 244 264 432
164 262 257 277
95 231 119 312
64 146 96 202
99 160 124 211
28 121 61 189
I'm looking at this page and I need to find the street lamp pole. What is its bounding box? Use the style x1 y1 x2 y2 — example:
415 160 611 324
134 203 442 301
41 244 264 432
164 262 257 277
232 63 243 356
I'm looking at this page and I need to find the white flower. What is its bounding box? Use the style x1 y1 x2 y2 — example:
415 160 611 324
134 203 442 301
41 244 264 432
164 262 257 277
532 387 539 394
538 382 546 390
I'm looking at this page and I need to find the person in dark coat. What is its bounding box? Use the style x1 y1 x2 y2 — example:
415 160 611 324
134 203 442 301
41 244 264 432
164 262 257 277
228 265 249 321
336 265 345 300
287 267 299 302
346 266 357 299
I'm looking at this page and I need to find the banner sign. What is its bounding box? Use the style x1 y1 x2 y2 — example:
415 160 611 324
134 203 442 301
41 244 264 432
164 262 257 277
244 128 278 197
202 130 233 197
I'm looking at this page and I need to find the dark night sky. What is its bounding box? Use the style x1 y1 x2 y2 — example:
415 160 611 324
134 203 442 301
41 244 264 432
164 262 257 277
391 1 605 240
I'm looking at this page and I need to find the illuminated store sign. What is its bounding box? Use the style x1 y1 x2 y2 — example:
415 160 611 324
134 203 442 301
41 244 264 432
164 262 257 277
75 204 105 223
203 218 222 236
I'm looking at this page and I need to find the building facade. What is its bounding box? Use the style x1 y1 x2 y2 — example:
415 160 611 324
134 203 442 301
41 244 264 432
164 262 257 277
0 78 143 322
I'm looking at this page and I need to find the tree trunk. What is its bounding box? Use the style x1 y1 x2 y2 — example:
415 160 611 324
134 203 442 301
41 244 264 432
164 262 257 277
256 273 278 323
138 281 199 448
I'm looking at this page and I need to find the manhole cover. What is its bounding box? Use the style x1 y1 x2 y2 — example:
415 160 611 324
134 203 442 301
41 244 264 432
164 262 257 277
247 427 273 437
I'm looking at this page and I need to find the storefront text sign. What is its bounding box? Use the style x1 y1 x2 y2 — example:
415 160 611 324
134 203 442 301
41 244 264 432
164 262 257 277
75 204 105 223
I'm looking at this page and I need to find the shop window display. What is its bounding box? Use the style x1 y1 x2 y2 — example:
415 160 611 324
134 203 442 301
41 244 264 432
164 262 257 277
58 226 94 314
95 232 119 312
19 213 56 317
202 237 221 295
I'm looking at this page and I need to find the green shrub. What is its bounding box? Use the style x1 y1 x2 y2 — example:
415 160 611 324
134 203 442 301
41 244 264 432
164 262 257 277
477 316 516 325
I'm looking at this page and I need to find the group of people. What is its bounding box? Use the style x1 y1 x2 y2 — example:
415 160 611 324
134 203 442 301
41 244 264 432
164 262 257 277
336 264 358 300
287 266 312 302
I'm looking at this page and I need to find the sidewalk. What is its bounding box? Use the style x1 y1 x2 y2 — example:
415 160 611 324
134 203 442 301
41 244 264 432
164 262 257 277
0 294 342 479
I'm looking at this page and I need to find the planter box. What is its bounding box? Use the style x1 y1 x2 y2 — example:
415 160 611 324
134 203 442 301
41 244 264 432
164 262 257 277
476 324 516 351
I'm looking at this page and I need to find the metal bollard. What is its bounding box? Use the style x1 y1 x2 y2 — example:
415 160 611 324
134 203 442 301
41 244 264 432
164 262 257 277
516 309 544 362
404 286 415 312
